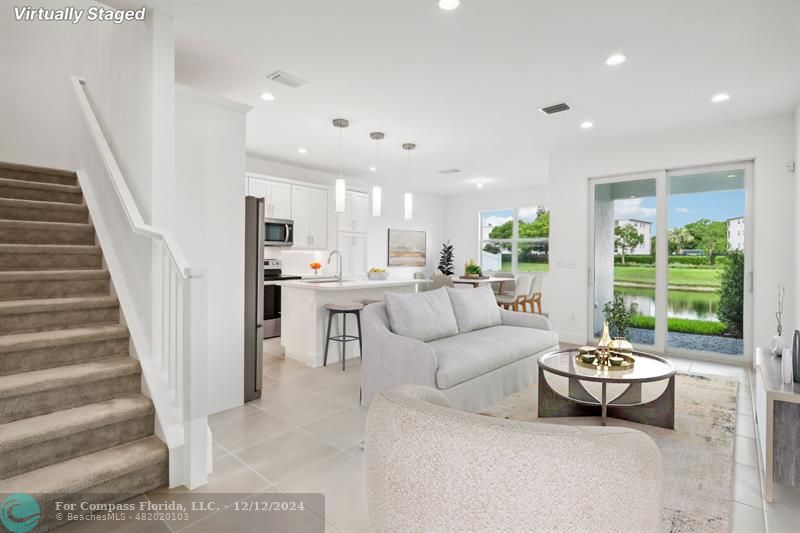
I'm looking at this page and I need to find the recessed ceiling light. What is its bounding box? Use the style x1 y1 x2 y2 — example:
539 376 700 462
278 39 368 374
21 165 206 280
297 148 307 154
605 53 626 66
727 174 736 178
580 121 594 129
260 92 275 101
369 167 377 172
476 182 484 189
438 0 460 10
711 92 730 103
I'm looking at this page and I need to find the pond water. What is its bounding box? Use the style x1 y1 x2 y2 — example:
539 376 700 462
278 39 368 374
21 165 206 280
615 285 720 321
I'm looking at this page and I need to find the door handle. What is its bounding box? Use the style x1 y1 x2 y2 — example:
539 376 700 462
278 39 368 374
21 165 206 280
285 224 290 242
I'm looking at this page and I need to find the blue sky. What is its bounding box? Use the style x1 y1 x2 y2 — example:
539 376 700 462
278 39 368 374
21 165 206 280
615 190 745 230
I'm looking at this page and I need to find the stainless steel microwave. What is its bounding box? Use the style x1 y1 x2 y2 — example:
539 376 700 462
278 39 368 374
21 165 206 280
264 218 294 246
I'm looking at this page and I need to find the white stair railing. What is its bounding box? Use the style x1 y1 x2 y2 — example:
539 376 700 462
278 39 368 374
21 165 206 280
71 75 208 489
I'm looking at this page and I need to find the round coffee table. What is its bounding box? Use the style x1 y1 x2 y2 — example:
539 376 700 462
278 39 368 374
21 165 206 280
537 349 676 429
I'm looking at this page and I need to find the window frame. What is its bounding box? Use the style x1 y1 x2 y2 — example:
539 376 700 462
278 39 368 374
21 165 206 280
479 207 549 274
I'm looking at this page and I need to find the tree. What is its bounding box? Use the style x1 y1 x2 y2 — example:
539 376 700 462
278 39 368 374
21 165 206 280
685 219 727 264
614 224 644 265
668 227 694 255
437 241 454 276
488 220 513 239
718 249 744 337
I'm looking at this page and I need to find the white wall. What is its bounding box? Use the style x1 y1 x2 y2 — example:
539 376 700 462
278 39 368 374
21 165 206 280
446 114 797 350
247 156 446 279
176 86 250 415
795 102 800 336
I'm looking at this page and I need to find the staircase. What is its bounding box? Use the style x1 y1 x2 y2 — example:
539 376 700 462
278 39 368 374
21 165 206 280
0 162 168 530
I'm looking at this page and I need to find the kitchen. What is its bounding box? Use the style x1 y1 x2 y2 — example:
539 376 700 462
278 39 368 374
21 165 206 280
243 163 444 401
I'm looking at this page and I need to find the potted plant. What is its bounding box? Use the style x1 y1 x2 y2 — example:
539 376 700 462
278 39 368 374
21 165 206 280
438 240 455 276
464 259 482 278
602 295 639 340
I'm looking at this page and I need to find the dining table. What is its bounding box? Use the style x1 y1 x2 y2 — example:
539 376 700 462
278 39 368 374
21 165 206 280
452 276 514 291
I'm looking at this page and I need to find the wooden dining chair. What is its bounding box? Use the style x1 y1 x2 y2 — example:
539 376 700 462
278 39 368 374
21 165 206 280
496 275 531 311
524 274 543 314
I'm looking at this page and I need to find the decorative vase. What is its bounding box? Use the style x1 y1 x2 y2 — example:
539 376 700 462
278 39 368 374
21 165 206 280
783 344 793 384
771 335 785 356
793 330 800 383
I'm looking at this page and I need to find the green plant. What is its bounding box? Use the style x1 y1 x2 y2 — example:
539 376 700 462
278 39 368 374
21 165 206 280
628 315 728 336
684 219 728 264
464 259 482 276
668 227 695 255
614 225 645 265
718 249 744 336
602 295 639 338
438 240 454 276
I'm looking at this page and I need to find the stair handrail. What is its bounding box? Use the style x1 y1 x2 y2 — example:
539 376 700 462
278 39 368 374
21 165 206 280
71 75 208 489
70 76 203 279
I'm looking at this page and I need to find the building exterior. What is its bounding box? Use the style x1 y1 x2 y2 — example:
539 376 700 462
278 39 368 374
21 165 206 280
727 217 744 251
614 219 652 255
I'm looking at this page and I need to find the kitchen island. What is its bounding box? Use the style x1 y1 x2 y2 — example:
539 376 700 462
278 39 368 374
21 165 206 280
275 278 431 367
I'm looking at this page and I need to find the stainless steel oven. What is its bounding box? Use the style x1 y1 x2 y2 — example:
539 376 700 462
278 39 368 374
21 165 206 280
264 218 294 246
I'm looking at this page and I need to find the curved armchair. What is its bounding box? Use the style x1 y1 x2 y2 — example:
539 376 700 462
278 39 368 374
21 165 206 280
366 385 664 533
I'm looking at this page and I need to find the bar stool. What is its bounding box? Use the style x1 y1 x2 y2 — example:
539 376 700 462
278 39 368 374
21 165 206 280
324 302 364 370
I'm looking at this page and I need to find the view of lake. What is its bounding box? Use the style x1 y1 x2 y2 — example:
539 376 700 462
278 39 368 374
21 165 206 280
615 285 720 321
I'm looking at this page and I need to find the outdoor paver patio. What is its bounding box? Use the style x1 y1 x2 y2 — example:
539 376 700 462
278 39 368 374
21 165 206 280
627 327 744 355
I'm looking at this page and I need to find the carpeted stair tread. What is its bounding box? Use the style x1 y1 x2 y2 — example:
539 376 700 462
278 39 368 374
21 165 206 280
0 197 88 222
0 395 153 452
0 269 109 282
0 357 140 399
0 177 82 194
0 243 100 255
0 324 128 354
0 295 118 314
0 219 95 245
0 435 167 493
0 162 77 186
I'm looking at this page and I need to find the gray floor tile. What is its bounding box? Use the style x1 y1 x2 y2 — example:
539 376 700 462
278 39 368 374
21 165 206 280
302 408 368 451
212 409 294 452
235 429 340 483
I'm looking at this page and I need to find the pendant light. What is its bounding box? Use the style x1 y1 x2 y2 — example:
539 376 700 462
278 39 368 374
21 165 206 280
333 118 349 213
370 132 384 217
402 143 416 221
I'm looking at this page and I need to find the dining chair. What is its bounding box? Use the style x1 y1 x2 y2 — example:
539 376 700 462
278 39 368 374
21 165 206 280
489 271 516 296
430 273 454 290
525 274 543 314
496 275 531 311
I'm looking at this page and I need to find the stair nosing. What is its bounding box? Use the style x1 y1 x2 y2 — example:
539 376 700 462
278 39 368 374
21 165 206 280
0 177 82 193
0 357 140 398
0 162 77 178
0 269 109 281
0 243 101 255
0 219 93 231
0 324 128 353
0 395 153 452
0 435 167 493
0 197 87 212
0 295 118 314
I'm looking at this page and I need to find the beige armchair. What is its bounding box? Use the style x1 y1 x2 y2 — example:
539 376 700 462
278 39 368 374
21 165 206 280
496 274 531 311
366 385 664 533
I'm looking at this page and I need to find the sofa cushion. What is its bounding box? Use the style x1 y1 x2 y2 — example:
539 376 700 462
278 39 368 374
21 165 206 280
445 286 501 333
384 287 459 343
428 325 559 389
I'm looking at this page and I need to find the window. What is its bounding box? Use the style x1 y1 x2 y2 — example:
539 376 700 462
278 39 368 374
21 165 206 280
480 207 550 273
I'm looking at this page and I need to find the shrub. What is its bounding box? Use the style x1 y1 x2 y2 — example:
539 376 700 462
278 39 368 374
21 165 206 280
602 295 638 338
629 315 728 336
718 250 744 336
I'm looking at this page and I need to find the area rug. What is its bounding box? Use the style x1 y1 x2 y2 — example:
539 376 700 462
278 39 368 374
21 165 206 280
480 372 738 533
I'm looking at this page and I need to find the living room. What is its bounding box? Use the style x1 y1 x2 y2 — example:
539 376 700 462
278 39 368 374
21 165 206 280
1 1 799 532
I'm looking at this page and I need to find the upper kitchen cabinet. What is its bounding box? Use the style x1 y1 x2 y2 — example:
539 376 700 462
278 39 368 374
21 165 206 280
337 191 369 234
247 176 291 219
291 184 328 250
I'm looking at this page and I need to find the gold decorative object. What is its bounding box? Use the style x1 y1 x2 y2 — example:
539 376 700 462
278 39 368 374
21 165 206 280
609 337 633 355
575 352 635 371
596 322 613 365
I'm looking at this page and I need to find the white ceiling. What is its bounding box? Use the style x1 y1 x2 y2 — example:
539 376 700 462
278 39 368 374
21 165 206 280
113 0 800 196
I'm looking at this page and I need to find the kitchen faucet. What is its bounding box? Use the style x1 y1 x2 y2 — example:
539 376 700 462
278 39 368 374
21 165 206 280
327 250 343 281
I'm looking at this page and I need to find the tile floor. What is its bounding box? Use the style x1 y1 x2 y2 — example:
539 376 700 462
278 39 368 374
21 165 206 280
136 340 800 532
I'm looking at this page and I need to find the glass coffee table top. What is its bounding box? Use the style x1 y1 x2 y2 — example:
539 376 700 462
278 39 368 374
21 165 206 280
538 349 675 383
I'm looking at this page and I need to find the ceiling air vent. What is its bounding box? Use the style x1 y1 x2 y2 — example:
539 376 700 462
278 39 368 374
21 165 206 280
266 70 307 88
438 168 461 175
539 103 570 115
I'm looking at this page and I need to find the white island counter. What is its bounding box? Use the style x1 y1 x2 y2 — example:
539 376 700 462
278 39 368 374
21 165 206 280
275 278 430 367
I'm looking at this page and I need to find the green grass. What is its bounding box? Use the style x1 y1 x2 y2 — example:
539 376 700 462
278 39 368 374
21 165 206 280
498 258 550 272
629 315 728 336
614 266 721 288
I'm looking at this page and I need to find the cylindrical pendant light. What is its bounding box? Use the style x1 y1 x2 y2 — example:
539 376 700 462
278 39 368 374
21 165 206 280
370 132 384 217
333 118 349 213
402 143 416 221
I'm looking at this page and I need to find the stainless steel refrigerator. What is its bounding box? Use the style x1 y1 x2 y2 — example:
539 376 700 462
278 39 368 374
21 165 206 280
244 196 264 401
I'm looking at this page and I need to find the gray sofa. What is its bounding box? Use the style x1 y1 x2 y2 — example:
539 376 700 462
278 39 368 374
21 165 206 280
361 286 559 412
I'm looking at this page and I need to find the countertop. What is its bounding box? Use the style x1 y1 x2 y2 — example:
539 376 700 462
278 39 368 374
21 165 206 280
274 278 432 291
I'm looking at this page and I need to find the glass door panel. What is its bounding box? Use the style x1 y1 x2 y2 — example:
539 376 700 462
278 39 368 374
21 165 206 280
667 169 746 356
592 178 658 346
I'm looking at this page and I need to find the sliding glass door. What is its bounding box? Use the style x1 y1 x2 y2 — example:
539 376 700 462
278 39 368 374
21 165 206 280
589 162 752 362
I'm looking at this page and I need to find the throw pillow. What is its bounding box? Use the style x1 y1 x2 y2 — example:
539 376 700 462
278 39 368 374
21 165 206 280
445 286 502 333
384 287 459 342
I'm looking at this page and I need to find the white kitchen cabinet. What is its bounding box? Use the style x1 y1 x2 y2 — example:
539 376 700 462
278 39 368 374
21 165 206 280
291 184 328 250
338 232 368 279
247 177 292 219
337 191 369 234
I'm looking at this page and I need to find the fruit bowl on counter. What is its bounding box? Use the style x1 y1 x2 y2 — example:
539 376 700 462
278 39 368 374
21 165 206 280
368 268 389 280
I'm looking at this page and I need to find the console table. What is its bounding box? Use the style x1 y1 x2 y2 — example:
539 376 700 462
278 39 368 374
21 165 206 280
754 347 800 502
